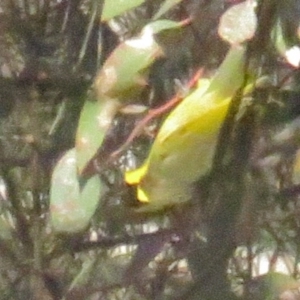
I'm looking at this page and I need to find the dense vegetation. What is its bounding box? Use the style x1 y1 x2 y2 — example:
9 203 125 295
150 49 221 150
1 0 300 299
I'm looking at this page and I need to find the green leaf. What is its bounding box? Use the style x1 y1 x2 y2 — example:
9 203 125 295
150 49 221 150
101 0 145 22
153 0 184 20
94 20 185 100
272 20 300 67
75 98 120 175
144 19 185 34
218 0 257 45
50 149 102 233
94 29 163 100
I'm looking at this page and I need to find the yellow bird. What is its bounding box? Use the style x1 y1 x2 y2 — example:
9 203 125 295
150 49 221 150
125 45 248 212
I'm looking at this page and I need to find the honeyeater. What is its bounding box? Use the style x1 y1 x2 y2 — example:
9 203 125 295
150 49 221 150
125 45 248 212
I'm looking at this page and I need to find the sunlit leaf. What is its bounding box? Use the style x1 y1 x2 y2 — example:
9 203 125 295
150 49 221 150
101 0 145 22
94 19 185 100
94 30 163 100
75 98 120 175
144 19 186 34
50 149 102 233
272 20 300 67
218 0 257 45
153 0 184 20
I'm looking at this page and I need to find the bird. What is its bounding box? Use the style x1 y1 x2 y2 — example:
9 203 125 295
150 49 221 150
125 45 250 212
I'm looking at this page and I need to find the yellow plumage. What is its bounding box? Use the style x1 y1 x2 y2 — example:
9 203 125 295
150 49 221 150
125 45 248 211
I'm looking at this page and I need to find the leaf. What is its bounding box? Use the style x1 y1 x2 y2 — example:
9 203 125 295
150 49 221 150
50 149 102 233
75 98 120 175
218 0 257 45
153 0 184 20
144 19 187 35
101 0 145 22
94 20 185 100
125 46 249 212
94 28 163 100
272 20 300 67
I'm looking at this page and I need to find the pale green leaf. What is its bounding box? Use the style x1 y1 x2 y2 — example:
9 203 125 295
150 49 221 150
75 98 119 175
144 19 185 34
94 20 185 100
272 20 300 67
218 0 257 45
50 149 102 233
94 32 162 100
101 0 145 22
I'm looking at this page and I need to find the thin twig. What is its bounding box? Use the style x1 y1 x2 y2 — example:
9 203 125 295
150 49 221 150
109 68 203 161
